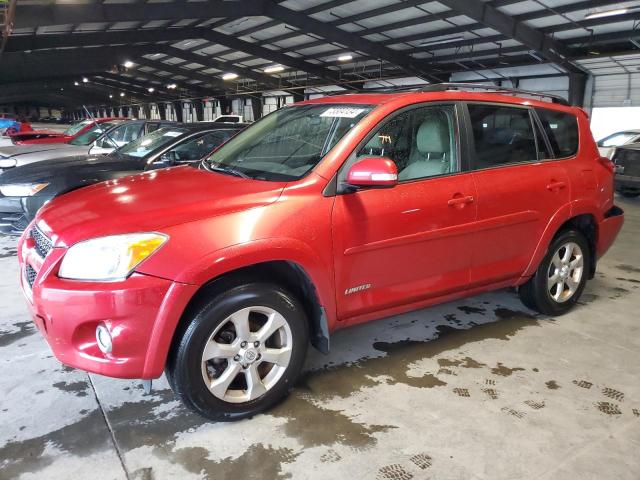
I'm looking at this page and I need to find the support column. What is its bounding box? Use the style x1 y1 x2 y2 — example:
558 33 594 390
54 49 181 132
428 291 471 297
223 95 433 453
172 101 184 122
568 73 588 107
218 97 232 116
194 100 204 121
250 96 263 122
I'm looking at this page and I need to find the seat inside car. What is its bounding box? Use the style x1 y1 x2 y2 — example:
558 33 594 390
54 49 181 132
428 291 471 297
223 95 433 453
399 113 452 180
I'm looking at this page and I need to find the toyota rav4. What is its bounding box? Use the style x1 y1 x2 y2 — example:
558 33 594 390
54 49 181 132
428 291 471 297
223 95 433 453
17 85 624 420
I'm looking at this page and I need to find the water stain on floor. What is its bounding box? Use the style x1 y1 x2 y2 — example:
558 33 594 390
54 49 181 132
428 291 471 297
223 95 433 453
0 409 114 479
171 444 298 480
0 321 35 348
270 393 396 449
52 379 91 397
491 363 525 377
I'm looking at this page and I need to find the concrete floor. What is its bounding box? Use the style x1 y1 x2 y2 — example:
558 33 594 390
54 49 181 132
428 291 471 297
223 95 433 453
1 196 639 480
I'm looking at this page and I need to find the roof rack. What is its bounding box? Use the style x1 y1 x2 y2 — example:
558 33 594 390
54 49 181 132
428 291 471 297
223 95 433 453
419 83 570 106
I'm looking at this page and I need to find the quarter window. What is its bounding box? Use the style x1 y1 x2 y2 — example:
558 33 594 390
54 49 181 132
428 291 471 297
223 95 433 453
468 104 537 169
351 104 458 182
535 108 579 158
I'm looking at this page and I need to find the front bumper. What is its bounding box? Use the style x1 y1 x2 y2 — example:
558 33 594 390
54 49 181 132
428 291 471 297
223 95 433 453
17 229 198 379
614 174 640 192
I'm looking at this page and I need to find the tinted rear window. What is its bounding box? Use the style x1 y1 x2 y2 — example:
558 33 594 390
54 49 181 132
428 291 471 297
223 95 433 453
535 108 578 158
468 104 538 169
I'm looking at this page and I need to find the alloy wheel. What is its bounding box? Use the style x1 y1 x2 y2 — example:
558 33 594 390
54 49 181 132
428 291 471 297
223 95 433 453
200 306 293 403
547 241 584 303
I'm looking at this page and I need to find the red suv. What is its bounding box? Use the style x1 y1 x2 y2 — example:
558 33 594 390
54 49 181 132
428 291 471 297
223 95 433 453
17 85 624 420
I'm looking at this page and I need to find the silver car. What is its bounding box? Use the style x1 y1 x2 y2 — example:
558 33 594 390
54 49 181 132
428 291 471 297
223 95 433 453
0 120 175 173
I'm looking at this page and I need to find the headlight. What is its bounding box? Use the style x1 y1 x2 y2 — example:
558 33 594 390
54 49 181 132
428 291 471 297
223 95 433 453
0 158 17 168
58 233 168 281
0 183 49 197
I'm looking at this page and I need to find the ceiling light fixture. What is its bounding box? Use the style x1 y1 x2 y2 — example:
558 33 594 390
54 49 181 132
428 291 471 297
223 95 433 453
82 77 89 83
222 72 239 80
74 81 79 86
120 92 125 97
123 60 134 68
264 65 284 73
419 36 464 48
148 87 155 93
585 7 638 20
109 94 113 98
167 83 177 89
337 54 353 62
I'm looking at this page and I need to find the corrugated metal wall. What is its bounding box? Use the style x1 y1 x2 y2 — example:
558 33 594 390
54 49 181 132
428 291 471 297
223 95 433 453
591 74 640 108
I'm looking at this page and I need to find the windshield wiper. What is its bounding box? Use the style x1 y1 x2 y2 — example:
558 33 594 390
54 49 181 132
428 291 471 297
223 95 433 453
207 163 250 179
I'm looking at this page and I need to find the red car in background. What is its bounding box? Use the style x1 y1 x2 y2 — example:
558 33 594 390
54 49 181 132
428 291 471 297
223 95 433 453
9 117 120 145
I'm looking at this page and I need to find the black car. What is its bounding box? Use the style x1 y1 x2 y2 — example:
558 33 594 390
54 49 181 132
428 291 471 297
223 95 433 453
612 144 640 198
0 122 245 234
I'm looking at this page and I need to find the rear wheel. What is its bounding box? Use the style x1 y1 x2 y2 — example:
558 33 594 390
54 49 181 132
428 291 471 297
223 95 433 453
519 229 590 316
166 283 309 421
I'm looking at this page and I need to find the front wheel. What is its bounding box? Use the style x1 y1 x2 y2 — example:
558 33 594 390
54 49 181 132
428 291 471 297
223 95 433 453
519 229 590 316
166 283 309 421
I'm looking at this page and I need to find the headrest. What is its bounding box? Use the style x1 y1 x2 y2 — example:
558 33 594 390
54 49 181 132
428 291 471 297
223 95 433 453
417 115 449 154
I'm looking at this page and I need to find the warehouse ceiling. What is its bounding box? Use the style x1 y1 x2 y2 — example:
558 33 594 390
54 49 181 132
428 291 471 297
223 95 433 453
1 0 640 107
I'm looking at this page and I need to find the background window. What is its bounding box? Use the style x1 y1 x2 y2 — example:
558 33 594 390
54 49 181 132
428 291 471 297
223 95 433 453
350 104 458 182
162 130 234 163
468 105 537 168
536 108 579 158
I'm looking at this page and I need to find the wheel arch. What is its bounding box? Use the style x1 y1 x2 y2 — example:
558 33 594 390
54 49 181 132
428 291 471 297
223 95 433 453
522 202 598 280
169 259 332 360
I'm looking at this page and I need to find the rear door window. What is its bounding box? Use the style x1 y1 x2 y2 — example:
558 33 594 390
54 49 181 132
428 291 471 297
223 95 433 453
535 108 579 158
467 104 538 169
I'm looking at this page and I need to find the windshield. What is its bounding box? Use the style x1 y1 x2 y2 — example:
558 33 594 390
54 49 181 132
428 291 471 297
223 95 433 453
64 120 93 136
118 127 189 158
68 122 118 146
203 104 373 181
598 132 638 147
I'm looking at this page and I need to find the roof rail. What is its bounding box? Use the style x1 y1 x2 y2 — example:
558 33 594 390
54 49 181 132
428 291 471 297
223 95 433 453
419 83 570 106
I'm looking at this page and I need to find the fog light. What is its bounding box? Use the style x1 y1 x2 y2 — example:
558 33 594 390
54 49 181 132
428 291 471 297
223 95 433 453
96 324 112 354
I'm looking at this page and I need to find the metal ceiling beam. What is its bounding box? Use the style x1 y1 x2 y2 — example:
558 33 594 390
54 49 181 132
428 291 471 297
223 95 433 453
160 45 287 89
14 1 263 29
421 0 586 73
262 1 443 82
4 27 346 88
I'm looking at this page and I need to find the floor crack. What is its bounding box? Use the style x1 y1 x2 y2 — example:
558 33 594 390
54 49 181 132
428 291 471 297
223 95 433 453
87 373 131 480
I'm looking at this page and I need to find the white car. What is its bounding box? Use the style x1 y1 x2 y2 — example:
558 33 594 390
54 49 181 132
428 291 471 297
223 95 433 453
597 130 640 158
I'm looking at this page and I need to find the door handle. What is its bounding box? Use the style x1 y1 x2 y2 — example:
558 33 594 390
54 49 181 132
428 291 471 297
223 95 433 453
448 195 475 207
546 180 566 191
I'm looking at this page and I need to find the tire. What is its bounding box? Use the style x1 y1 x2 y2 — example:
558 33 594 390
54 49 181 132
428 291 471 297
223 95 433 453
621 191 640 198
166 283 309 421
519 229 590 316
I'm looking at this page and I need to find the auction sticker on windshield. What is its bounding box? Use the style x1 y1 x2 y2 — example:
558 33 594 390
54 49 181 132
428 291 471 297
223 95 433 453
320 107 367 118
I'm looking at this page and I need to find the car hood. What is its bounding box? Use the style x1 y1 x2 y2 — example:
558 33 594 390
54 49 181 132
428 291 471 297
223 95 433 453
0 142 71 158
37 165 287 246
0 154 139 185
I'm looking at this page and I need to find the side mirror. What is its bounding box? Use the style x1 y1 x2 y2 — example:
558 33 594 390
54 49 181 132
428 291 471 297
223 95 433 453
346 157 398 189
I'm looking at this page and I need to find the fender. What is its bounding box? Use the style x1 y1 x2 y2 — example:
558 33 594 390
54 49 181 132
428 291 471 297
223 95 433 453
140 237 337 378
174 237 336 325
521 198 601 279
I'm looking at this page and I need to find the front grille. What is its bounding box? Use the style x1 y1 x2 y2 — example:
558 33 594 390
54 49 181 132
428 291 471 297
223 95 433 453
30 227 53 258
25 264 37 288
613 149 640 177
